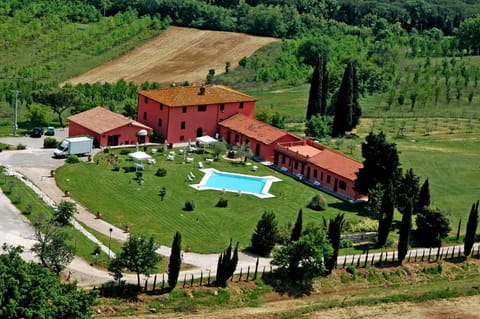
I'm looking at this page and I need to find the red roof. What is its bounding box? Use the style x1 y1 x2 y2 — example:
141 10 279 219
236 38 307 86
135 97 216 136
138 85 256 107
68 107 152 134
277 140 362 181
219 114 300 145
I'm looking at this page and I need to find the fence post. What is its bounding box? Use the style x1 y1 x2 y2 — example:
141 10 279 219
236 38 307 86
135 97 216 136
253 257 259 280
451 246 455 259
342 256 346 269
415 250 417 262
183 274 186 288
379 252 383 265
351 255 355 266
153 275 157 293
246 265 250 281
364 250 369 268
356 255 361 268
208 270 211 285
190 274 194 287
262 266 265 279
144 278 148 293
421 250 425 261
162 274 165 289
371 254 374 266
428 247 432 262
239 268 243 282
200 270 203 286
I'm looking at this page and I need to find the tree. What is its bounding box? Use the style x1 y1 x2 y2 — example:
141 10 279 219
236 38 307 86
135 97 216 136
304 114 331 139
290 209 303 241
111 234 161 289
206 68 215 84
272 225 332 283
33 87 84 127
397 199 413 264
212 141 227 159
457 15 480 55
354 131 401 196
332 62 361 137
168 231 182 290
297 38 330 119
415 208 451 247
54 200 77 225
0 244 97 319
377 181 395 247
31 214 74 275
416 178 430 213
464 201 479 257
396 168 420 215
325 213 345 273
250 211 278 257
215 239 239 287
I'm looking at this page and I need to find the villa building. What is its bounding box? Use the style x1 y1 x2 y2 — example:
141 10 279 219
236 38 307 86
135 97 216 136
137 85 256 144
274 139 364 200
68 107 153 147
218 113 301 162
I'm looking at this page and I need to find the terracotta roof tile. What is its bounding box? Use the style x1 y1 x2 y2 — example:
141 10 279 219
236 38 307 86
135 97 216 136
277 140 362 180
68 107 152 134
219 114 299 145
138 85 256 107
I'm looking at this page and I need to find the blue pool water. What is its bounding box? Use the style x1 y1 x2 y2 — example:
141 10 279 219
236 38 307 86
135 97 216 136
205 171 266 194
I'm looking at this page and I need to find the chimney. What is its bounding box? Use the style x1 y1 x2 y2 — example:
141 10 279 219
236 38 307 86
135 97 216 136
199 84 206 95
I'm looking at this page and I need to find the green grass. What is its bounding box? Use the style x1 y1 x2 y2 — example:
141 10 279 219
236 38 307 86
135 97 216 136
55 148 364 253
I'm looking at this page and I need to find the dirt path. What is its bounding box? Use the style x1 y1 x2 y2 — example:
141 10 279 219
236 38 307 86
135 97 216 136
63 26 278 86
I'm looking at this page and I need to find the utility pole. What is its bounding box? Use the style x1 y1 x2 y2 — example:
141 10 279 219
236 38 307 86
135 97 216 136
13 90 20 136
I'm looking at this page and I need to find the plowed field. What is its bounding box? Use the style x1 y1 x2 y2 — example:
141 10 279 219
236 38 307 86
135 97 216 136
64 26 277 86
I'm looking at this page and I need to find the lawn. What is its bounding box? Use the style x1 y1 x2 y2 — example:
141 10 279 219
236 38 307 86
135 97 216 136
55 148 364 254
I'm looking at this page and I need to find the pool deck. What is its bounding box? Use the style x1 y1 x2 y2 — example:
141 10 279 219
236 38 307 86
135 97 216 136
189 168 282 199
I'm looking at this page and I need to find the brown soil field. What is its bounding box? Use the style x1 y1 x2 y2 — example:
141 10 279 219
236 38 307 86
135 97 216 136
64 26 278 86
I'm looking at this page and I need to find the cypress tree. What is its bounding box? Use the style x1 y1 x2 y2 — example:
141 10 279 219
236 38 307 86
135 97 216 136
397 199 413 264
306 56 329 120
325 213 345 273
378 181 395 247
215 239 239 287
167 231 182 290
464 201 479 257
290 209 303 242
332 62 361 137
416 178 430 214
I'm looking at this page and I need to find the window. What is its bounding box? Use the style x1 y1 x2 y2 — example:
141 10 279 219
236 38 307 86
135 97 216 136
294 161 298 170
180 135 185 141
239 102 244 109
339 180 347 190
234 134 239 143
158 118 162 127
220 104 224 112
198 105 207 112
144 97 149 104
313 169 317 178
181 121 186 129
160 104 163 110
182 106 187 113
143 112 147 120
281 155 286 164
326 175 331 183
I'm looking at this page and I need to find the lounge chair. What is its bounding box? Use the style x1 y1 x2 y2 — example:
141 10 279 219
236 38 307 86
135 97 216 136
189 172 196 179
167 155 175 161
252 165 258 172
205 158 214 164
198 161 204 169
186 157 194 163
185 175 194 182
147 158 156 165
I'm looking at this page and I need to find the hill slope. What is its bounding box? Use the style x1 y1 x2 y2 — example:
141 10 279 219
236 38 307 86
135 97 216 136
64 26 278 86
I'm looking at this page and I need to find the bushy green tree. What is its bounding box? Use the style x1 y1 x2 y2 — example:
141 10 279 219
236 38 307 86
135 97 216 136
415 208 451 247
54 200 77 225
304 114 331 139
464 201 479 257
168 231 182 290
272 225 332 282
396 168 420 215
110 234 161 290
250 211 278 257
33 87 84 127
0 244 97 319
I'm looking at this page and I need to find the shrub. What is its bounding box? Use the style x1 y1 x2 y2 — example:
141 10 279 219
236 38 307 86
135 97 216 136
135 171 143 180
155 168 167 177
43 137 58 148
24 202 33 215
346 265 356 275
345 219 379 233
307 194 328 211
120 149 132 155
65 155 80 163
339 239 353 248
216 197 228 208
16 143 27 150
184 200 195 211
103 147 110 153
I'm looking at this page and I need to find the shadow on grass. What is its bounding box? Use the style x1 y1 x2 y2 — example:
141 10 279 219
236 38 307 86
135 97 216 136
329 201 366 214
262 271 313 298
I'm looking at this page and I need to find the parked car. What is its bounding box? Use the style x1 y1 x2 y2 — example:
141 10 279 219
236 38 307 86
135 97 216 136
30 127 44 138
45 126 55 136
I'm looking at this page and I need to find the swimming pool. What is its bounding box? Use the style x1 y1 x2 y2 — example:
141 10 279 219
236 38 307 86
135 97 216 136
190 168 281 198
